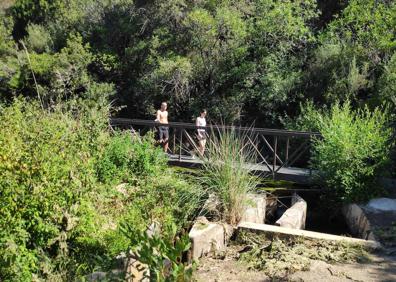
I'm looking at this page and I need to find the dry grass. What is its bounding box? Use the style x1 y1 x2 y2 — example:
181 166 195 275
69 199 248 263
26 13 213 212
0 0 15 11
236 231 371 279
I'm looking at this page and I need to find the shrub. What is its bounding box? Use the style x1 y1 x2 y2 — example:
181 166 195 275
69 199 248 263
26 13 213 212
284 100 324 132
25 23 52 53
297 101 393 203
199 127 260 225
67 140 198 279
110 169 204 280
379 53 396 104
97 131 166 184
129 132 167 176
97 132 134 184
123 168 206 231
0 98 108 280
120 222 194 282
0 98 201 280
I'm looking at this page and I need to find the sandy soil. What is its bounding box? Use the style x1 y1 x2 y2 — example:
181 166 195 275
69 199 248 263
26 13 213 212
195 251 396 282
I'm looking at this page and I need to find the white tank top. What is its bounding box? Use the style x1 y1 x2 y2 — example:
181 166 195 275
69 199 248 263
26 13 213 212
197 117 206 133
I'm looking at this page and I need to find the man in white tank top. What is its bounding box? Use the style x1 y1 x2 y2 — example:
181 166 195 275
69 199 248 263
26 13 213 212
196 109 207 156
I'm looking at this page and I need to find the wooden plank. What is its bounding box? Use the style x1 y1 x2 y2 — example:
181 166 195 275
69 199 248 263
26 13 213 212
238 222 381 249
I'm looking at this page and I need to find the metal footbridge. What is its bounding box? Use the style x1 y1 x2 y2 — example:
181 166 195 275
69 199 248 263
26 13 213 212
110 118 321 184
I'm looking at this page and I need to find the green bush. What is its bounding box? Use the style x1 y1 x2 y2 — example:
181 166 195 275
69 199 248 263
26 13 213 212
97 132 133 184
120 222 194 282
297 101 393 203
285 100 324 132
97 131 166 184
123 168 205 231
67 141 198 279
0 98 109 280
128 132 167 176
0 98 202 280
106 168 204 280
25 23 52 53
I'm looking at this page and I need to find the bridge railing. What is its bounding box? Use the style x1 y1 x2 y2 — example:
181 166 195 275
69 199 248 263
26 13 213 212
110 118 321 178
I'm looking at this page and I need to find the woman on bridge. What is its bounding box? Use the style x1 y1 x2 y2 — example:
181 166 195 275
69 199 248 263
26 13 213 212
196 109 207 157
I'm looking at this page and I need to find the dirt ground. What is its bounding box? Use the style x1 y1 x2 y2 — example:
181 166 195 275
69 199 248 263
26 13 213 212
194 196 396 282
194 250 396 282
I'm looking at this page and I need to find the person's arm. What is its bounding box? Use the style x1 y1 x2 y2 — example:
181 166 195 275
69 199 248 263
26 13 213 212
155 110 160 122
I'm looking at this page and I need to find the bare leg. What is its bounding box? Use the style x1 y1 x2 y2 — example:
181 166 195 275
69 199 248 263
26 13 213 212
164 139 169 153
201 139 206 155
198 139 206 157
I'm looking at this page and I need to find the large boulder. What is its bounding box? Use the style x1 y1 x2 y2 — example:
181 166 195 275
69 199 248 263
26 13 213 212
189 216 233 259
366 198 396 212
275 193 307 230
342 204 376 241
241 193 266 224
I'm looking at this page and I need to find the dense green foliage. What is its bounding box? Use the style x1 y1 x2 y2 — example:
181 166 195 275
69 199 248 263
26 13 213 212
0 99 203 281
0 98 108 280
0 0 395 279
121 222 194 281
292 102 392 203
306 0 396 107
97 132 166 184
0 0 394 125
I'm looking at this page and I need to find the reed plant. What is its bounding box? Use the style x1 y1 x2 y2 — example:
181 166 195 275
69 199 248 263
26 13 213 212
199 126 260 225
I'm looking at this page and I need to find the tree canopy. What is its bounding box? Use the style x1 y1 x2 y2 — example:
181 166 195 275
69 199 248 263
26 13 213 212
0 0 395 125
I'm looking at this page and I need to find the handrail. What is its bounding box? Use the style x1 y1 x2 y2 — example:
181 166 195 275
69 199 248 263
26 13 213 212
110 117 318 180
110 118 321 138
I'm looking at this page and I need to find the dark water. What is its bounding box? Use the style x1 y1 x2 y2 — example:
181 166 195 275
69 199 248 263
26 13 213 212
305 212 351 236
301 191 352 236
266 189 353 237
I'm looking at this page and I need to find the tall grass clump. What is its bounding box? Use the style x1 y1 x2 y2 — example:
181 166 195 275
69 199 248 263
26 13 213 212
199 127 260 225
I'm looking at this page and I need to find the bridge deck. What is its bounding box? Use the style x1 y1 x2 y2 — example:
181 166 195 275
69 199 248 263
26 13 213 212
168 154 313 184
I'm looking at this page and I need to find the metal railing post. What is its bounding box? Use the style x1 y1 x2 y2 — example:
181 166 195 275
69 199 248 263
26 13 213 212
286 137 290 167
309 135 312 176
179 129 182 161
273 136 277 179
173 128 176 154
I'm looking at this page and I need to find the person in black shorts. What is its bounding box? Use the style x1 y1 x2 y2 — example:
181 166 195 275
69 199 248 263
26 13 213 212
155 102 169 152
159 125 169 144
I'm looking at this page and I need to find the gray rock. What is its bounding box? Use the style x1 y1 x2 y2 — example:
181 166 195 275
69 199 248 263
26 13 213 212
241 193 266 224
85 272 107 281
275 193 307 230
366 198 396 212
189 217 233 259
